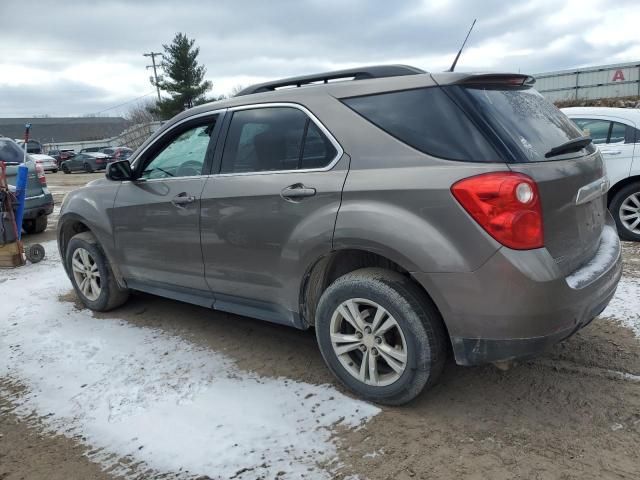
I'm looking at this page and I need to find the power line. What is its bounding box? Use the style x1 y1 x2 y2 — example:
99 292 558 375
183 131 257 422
93 91 156 115
144 52 163 102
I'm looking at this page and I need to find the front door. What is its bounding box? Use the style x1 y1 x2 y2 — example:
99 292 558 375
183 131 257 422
572 117 636 185
112 113 222 294
200 105 348 325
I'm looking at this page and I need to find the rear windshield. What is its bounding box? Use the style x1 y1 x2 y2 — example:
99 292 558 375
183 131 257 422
0 139 26 164
456 86 593 162
342 87 500 162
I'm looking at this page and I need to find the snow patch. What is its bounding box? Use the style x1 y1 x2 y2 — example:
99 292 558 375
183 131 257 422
601 274 640 336
0 242 379 479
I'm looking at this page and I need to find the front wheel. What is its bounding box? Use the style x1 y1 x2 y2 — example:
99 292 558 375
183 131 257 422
84 163 93 173
610 183 640 242
66 232 129 311
62 164 70 174
315 268 447 405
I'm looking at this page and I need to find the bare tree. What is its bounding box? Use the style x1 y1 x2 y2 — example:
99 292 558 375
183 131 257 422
229 84 246 97
125 99 160 125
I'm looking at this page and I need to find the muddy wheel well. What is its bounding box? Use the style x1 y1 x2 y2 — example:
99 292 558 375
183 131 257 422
300 249 412 328
58 219 90 260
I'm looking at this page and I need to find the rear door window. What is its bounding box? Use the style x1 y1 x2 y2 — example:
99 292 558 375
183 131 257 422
220 107 337 173
342 87 499 162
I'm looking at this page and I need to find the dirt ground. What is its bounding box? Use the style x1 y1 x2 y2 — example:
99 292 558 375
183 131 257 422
1 171 639 480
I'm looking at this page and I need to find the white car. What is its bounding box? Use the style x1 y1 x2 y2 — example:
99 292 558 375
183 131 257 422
562 107 640 241
30 153 58 173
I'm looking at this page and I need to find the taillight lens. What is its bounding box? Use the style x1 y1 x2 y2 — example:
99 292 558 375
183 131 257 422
451 172 543 250
35 163 47 186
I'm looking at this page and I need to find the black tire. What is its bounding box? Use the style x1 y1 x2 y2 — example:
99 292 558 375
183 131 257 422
610 182 640 242
23 215 48 234
84 163 93 173
315 268 447 405
65 231 129 311
26 243 46 263
62 165 70 174
51 169 58 173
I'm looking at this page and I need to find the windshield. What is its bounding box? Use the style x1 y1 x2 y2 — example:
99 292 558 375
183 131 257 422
457 86 594 162
0 139 27 164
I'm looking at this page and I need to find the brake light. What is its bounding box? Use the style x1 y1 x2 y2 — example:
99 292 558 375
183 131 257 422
35 162 47 186
451 172 543 250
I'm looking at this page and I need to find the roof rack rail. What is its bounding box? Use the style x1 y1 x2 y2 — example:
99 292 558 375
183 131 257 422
236 64 426 96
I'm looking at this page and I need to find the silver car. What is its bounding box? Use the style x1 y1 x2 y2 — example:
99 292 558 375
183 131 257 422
58 66 622 404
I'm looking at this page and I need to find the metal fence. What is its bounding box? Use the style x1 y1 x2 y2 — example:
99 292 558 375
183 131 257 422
534 61 640 102
43 121 163 154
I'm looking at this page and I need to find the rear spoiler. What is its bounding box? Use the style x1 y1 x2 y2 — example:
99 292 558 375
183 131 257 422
454 73 536 87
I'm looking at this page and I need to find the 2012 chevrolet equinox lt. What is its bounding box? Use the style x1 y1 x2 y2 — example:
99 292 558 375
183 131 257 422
58 65 622 405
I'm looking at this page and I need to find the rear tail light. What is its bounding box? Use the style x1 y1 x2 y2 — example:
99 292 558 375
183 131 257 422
451 172 543 250
35 163 47 186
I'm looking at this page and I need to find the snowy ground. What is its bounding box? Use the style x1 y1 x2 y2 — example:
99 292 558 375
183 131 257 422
0 242 379 479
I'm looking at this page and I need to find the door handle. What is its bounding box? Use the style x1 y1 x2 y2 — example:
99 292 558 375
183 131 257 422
280 184 316 201
602 150 622 155
171 192 196 206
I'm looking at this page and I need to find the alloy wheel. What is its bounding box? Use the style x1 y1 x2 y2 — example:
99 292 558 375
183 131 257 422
71 247 101 301
619 192 640 235
330 298 408 387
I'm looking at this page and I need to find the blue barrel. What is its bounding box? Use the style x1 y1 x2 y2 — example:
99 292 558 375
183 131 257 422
14 164 28 240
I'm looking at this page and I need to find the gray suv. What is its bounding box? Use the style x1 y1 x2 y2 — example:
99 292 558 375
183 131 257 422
57 66 622 405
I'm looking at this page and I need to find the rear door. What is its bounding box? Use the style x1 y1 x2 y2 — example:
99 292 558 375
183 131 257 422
200 104 348 325
454 85 608 276
111 112 223 294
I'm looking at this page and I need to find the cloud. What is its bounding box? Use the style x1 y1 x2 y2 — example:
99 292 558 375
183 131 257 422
0 0 638 116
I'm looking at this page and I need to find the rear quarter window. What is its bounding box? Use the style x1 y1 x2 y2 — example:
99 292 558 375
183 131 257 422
0 139 26 164
341 87 500 162
457 86 592 162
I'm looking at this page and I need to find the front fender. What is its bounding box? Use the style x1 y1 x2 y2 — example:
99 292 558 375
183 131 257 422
57 182 120 278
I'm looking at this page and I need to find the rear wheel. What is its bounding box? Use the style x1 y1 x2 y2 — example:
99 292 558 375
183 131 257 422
65 232 129 311
51 169 58 173
84 163 93 173
23 215 48 234
610 182 640 241
62 164 70 174
315 268 447 405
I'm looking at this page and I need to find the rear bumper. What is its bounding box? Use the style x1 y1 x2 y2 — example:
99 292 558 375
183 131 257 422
22 193 54 220
412 217 622 365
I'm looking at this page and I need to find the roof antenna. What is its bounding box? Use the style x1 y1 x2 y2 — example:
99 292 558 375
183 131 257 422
447 19 477 72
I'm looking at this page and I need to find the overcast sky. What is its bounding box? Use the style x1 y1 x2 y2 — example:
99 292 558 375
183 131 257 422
1 0 639 117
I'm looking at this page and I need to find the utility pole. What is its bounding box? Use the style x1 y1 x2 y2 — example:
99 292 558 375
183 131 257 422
144 52 163 102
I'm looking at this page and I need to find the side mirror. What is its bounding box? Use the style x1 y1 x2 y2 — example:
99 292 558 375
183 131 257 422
106 160 134 181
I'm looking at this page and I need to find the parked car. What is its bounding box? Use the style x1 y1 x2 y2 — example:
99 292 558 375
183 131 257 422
61 152 111 173
30 153 58 173
80 146 111 154
1 137 53 234
562 107 640 241
58 66 622 405
100 147 133 162
48 149 76 167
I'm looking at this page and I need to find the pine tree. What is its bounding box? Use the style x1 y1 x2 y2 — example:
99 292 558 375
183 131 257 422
153 33 212 119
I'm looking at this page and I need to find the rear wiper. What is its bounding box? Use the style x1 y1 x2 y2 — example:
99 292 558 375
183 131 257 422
544 136 592 158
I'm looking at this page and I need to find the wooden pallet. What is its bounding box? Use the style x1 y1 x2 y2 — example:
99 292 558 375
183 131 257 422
0 241 24 268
